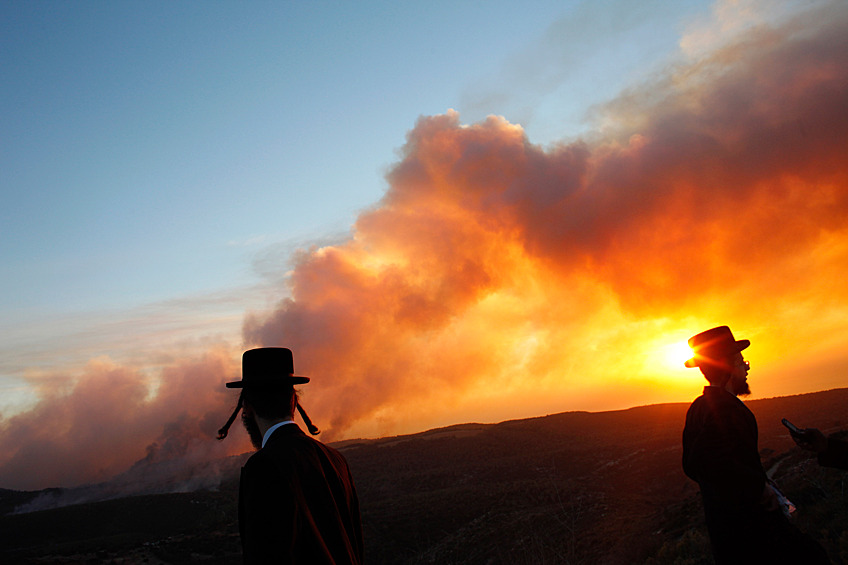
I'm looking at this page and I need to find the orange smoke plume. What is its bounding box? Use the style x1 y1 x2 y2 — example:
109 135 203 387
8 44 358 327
245 2 848 438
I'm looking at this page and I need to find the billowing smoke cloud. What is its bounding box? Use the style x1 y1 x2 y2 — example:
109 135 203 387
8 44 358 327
2 1 848 493
0 348 250 492
244 2 848 435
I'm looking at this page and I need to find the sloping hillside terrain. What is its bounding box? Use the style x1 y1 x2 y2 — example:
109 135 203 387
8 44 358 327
3 388 848 564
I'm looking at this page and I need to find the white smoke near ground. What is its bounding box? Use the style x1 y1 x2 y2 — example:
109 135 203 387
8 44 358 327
0 347 251 493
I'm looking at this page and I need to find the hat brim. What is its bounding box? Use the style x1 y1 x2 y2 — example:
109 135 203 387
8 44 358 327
226 375 310 388
684 339 750 368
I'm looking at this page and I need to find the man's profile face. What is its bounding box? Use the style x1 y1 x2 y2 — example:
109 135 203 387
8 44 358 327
728 351 751 396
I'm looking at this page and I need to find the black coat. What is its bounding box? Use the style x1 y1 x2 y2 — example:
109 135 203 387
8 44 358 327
238 423 364 564
682 386 828 564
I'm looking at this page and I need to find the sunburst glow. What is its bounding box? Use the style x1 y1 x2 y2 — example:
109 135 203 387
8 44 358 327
661 340 695 373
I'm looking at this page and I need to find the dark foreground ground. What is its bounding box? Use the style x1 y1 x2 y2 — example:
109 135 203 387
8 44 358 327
3 388 848 564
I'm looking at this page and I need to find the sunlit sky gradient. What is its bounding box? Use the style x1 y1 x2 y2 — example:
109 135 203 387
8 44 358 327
2 0 847 490
1 0 702 409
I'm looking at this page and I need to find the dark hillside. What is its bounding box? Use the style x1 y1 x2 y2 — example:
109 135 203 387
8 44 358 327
345 402 698 564
3 389 848 564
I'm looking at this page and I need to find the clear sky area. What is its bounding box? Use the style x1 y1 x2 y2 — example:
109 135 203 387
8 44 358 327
2 0 847 490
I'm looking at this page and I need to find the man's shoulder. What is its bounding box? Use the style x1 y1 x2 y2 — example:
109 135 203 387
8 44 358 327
244 444 281 468
686 390 711 411
689 389 757 431
690 387 738 405
262 426 346 458
245 427 303 462
241 447 296 488
686 388 740 418
249 431 352 481
295 433 348 463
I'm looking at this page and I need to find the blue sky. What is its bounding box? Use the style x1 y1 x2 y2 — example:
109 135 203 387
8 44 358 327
1 0 722 415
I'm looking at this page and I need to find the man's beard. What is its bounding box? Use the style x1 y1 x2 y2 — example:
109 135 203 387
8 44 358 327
735 379 752 397
242 412 264 449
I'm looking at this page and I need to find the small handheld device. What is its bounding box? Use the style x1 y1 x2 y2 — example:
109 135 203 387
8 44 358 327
781 418 804 436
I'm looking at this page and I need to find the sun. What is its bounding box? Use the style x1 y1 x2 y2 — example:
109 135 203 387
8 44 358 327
660 340 694 372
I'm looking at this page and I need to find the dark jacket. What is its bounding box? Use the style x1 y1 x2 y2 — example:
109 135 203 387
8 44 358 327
238 423 364 564
683 387 766 508
682 386 828 564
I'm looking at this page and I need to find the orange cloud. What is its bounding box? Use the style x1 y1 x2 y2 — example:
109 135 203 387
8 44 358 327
245 2 848 438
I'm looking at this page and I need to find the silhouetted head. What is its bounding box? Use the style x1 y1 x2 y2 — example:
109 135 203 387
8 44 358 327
228 347 305 419
227 347 311 389
217 348 318 440
685 326 751 395
240 387 299 449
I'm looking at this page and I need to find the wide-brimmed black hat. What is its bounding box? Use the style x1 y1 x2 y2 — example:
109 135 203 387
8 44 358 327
226 347 310 388
684 326 750 368
218 347 319 439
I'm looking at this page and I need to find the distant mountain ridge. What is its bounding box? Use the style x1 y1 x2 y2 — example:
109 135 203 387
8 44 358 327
3 388 848 564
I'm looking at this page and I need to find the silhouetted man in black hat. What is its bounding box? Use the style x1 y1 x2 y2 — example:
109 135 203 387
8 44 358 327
218 347 364 564
681 326 828 564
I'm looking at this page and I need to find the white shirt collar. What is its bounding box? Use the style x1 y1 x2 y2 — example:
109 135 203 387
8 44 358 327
262 420 296 448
